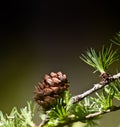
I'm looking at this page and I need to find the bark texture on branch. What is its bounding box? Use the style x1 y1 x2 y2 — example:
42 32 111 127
71 72 120 104
38 72 120 127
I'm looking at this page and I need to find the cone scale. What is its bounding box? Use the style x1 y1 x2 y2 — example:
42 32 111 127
34 71 69 111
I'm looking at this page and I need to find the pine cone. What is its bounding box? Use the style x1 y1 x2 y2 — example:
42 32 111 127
34 71 69 111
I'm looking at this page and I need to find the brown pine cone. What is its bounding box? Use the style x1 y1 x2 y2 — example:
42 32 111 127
34 71 69 111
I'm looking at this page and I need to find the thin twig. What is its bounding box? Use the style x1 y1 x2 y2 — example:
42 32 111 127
71 72 120 104
86 106 120 119
55 106 120 127
38 118 49 127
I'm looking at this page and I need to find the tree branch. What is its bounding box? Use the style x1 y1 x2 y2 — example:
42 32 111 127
71 72 120 104
38 72 120 127
86 106 120 119
38 118 49 127
54 106 120 127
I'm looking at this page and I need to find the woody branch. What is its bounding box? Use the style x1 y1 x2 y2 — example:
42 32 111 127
71 72 120 104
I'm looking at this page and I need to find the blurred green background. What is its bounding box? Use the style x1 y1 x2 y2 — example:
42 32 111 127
0 1 120 126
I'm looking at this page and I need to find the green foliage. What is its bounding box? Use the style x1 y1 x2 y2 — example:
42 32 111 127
44 91 72 127
104 79 120 101
83 119 99 127
80 44 119 73
70 97 100 127
111 32 120 46
40 75 120 127
93 80 120 112
43 93 101 127
71 97 98 119
48 99 68 120
95 90 114 111
0 102 36 127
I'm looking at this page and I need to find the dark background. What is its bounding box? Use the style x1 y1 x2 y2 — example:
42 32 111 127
0 1 120 126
